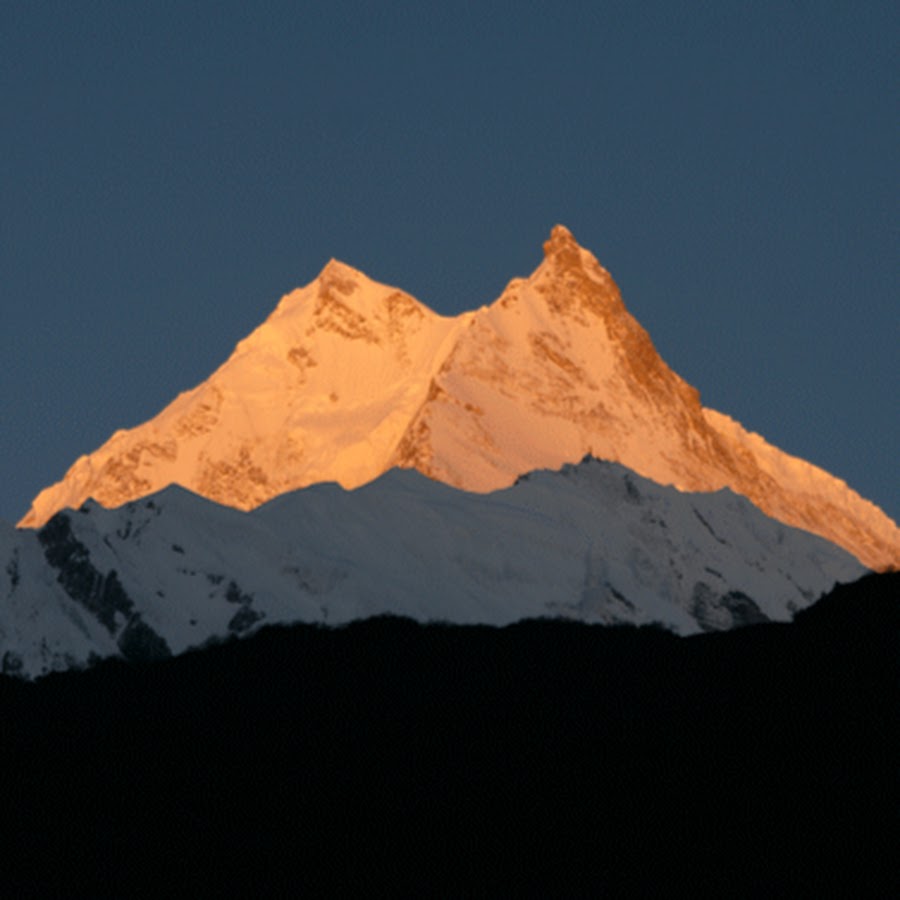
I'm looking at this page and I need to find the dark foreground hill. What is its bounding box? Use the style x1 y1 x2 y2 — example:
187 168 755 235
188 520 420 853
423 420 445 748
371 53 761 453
2 572 897 895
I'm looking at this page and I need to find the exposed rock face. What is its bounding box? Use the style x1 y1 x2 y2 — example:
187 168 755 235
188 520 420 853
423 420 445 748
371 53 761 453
18 227 900 569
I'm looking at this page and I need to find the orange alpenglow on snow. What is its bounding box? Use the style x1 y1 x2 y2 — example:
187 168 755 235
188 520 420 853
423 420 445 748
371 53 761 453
19 226 900 570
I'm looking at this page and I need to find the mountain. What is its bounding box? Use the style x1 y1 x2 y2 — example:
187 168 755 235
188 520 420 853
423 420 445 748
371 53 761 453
1 457 864 679
18 226 899 569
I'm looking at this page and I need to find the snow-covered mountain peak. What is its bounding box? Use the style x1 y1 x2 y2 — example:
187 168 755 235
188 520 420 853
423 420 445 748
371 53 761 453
18 228 900 569
542 223 580 260
320 256 364 281
521 224 624 324
539 224 611 279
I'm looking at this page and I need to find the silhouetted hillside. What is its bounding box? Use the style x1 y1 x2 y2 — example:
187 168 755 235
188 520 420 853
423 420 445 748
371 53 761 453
2 573 896 894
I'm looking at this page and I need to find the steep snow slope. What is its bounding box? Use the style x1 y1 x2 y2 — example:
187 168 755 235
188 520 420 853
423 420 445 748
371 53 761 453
19 227 899 569
392 226 900 569
2 458 864 678
0 519 120 675
20 262 469 519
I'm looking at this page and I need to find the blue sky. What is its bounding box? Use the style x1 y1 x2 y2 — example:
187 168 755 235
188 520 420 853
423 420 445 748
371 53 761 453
2 1 897 524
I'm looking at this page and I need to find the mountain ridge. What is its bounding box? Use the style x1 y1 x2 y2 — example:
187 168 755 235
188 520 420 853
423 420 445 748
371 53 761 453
1 456 866 679
18 226 899 569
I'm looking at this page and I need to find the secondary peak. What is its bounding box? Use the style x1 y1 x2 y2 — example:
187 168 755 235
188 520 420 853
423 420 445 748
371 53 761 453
320 258 362 280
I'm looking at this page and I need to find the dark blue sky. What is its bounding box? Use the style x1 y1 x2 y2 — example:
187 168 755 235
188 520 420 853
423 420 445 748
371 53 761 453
2 2 897 525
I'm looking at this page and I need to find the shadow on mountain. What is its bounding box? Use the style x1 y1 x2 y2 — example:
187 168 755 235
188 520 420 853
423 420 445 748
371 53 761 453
2 572 896 894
